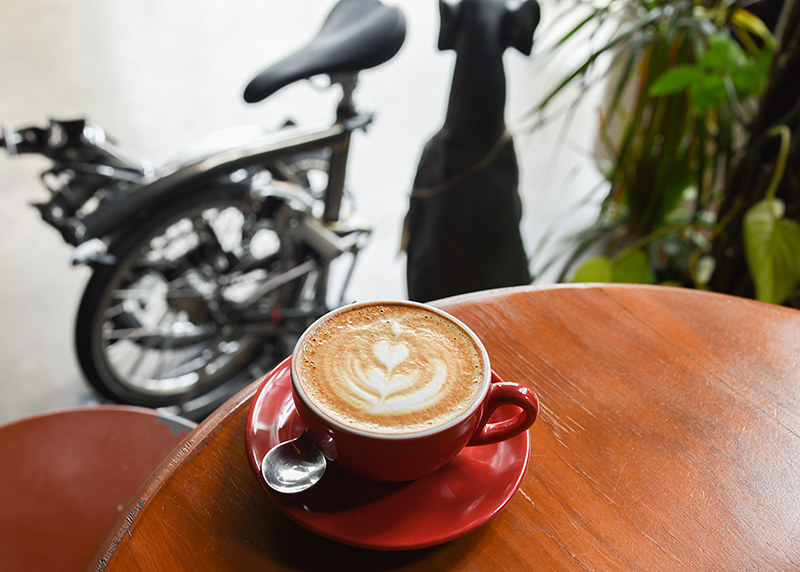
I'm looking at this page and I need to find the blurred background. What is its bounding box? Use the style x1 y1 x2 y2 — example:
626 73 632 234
0 0 604 425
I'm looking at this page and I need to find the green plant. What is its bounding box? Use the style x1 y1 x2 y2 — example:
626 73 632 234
531 0 800 304
740 125 798 303
709 0 800 303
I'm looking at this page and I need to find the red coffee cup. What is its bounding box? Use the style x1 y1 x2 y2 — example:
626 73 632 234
290 301 539 482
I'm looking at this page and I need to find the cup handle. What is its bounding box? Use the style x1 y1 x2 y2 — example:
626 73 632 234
467 371 539 446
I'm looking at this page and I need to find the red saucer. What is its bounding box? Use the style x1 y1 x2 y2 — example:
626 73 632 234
245 357 531 551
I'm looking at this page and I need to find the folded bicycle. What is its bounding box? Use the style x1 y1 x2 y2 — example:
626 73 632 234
0 0 406 418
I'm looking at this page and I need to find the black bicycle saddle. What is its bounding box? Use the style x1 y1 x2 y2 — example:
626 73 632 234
243 0 406 103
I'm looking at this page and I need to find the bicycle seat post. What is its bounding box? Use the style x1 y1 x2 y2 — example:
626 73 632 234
335 73 358 121
323 73 359 225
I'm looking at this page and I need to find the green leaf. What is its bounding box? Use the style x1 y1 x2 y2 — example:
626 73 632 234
613 249 655 284
690 74 728 111
693 255 716 287
732 48 772 97
572 250 654 284
743 198 800 304
573 256 613 283
699 34 748 72
731 8 776 51
649 65 706 96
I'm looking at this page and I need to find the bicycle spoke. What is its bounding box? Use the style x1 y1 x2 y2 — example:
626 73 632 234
152 345 201 382
101 323 214 343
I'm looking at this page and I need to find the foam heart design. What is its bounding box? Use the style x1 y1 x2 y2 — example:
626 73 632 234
374 340 409 373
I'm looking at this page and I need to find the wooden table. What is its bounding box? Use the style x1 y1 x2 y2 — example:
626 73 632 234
90 284 800 570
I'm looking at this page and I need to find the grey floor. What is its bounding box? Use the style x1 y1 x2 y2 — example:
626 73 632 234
0 0 604 426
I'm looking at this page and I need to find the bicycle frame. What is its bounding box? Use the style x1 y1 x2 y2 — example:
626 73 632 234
72 105 371 244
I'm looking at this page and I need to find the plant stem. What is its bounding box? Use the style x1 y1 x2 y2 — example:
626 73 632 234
764 125 791 202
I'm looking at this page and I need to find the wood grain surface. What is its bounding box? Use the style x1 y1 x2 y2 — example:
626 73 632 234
89 284 800 571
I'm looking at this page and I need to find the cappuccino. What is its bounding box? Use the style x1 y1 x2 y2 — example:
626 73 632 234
295 302 486 434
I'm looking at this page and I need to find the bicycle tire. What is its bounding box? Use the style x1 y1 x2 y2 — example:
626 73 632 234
75 158 327 416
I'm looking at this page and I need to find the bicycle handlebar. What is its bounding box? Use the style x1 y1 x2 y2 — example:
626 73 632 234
1 124 49 155
0 124 12 151
2 119 109 158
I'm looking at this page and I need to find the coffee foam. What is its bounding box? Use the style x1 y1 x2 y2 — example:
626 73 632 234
296 303 485 434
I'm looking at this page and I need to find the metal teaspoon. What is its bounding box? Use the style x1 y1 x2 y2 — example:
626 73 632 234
261 431 326 494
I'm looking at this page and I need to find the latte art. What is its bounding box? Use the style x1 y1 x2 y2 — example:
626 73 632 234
295 302 486 434
337 336 446 415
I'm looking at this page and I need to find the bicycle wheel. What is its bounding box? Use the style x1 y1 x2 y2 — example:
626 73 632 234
75 178 318 416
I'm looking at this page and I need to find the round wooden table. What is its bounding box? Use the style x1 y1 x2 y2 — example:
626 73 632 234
90 284 800 570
